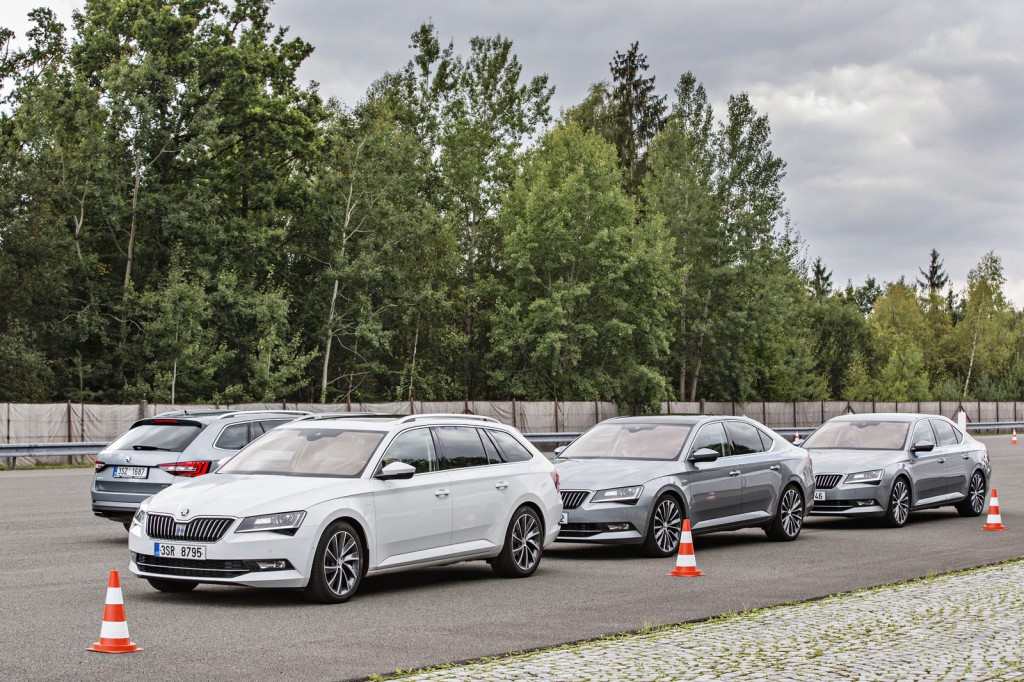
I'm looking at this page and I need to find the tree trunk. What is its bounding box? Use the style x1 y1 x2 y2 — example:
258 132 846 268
688 289 712 401
963 326 980 398
320 279 339 403
407 323 420 405
123 151 142 307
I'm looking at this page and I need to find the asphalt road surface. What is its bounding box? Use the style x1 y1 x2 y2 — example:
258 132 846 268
2 436 1022 682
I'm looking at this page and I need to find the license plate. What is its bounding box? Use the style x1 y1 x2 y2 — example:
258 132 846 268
813 490 826 501
559 513 568 525
153 542 206 560
113 466 148 479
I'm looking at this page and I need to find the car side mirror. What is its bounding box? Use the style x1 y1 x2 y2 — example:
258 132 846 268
911 440 935 453
553 445 566 456
375 461 416 480
690 447 720 463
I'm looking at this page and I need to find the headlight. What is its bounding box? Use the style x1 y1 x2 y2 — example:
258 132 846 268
591 486 644 504
131 508 147 527
235 511 306 534
847 470 883 485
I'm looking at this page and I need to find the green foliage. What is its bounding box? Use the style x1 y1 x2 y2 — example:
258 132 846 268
487 124 673 409
2 12 1024 406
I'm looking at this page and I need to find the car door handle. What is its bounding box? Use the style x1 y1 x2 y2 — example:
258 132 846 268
495 481 509 490
729 470 741 477
434 489 450 498
937 459 945 464
962 455 970 459
769 465 781 471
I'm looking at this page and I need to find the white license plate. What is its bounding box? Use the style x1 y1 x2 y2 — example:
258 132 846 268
813 490 826 501
559 513 568 525
153 542 206 560
113 466 148 479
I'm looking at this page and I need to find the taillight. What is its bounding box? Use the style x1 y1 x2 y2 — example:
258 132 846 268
158 460 212 477
94 460 107 472
550 470 560 493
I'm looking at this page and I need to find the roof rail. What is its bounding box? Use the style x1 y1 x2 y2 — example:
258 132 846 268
153 409 233 418
216 410 312 419
297 413 405 421
397 413 501 424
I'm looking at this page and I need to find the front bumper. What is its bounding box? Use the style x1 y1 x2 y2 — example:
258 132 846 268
127 520 314 588
556 495 651 545
809 478 887 517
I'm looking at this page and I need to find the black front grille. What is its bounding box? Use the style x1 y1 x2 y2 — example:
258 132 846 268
561 490 589 510
134 553 249 579
147 514 233 542
815 474 843 489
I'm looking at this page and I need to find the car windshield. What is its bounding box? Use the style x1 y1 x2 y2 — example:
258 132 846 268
107 422 202 452
217 427 385 477
802 421 909 450
558 423 692 460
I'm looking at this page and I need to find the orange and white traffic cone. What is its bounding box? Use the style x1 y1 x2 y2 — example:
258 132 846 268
668 519 704 577
87 570 143 654
978 485 1003 528
982 489 1007 531
1012 430 1018 445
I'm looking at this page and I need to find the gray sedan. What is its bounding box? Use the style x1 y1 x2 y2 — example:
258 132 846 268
804 413 991 527
554 416 814 557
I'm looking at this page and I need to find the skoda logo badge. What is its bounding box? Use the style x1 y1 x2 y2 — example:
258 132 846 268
179 507 190 518
125 455 132 464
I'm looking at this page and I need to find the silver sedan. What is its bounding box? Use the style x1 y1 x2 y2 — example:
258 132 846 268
554 415 814 557
804 413 991 527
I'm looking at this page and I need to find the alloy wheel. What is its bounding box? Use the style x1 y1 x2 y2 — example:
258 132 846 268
652 498 682 553
511 512 541 572
324 529 360 597
890 479 910 526
969 472 986 514
779 488 804 538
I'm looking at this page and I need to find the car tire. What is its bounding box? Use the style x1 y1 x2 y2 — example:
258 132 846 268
955 470 987 517
764 485 804 542
883 477 911 528
303 520 364 604
492 506 543 578
640 494 683 557
147 577 198 593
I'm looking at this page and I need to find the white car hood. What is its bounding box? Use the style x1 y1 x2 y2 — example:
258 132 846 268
144 473 369 518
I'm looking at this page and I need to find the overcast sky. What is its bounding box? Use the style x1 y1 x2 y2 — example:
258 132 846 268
4 1 1023 304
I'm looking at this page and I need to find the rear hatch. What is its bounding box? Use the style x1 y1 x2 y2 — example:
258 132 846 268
94 419 206 496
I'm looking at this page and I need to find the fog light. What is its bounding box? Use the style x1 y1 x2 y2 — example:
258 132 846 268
605 523 631 532
255 560 287 570
855 499 876 507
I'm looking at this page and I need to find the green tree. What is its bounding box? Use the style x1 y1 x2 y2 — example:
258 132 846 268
607 42 666 197
809 257 833 298
956 252 1015 397
868 281 930 400
487 124 674 410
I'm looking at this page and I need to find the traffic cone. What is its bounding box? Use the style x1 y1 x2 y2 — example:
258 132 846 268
87 570 143 654
982 489 1007 531
1012 430 1018 445
668 519 703 577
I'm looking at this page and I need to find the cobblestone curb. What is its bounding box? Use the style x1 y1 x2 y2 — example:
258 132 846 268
375 559 1024 681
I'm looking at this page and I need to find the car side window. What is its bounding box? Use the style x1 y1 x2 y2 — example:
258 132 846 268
930 420 959 446
912 420 936 447
214 422 250 450
756 428 775 452
435 426 490 469
488 429 534 463
256 419 292 435
689 422 730 458
479 429 503 464
726 421 764 455
380 428 438 474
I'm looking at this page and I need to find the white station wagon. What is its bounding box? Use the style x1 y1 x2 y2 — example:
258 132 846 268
128 414 563 603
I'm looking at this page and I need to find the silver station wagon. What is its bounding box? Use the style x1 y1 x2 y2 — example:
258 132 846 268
804 413 991 527
554 415 815 556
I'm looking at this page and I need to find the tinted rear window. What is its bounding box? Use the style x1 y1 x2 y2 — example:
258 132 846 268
488 430 534 463
727 421 764 455
108 423 203 453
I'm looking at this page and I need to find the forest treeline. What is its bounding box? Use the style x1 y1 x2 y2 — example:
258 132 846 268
0 2 1020 409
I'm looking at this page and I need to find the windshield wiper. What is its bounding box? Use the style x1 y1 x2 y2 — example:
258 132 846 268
132 445 174 451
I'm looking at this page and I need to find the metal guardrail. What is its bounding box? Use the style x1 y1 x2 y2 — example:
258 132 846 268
3 420 1022 468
